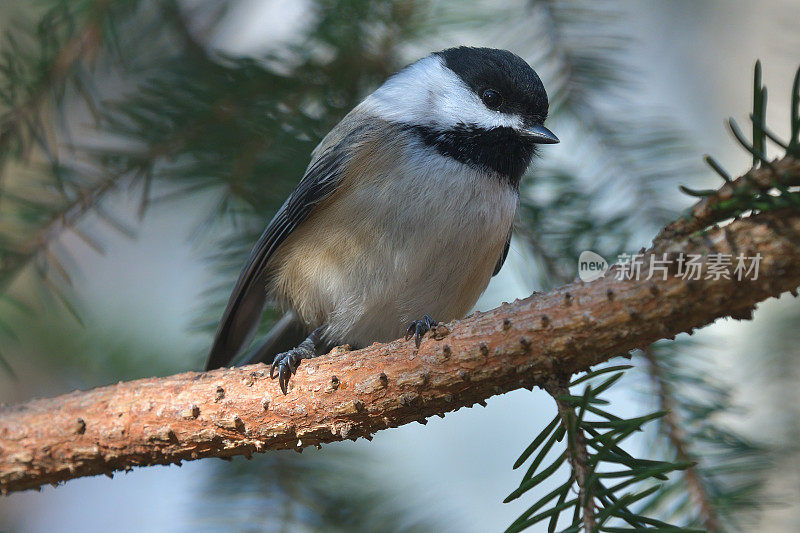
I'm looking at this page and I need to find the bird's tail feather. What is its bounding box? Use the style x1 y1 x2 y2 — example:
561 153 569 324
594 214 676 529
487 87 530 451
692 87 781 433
205 277 270 370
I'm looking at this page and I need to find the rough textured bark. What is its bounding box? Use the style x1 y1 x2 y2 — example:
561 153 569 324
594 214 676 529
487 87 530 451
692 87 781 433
2 210 800 494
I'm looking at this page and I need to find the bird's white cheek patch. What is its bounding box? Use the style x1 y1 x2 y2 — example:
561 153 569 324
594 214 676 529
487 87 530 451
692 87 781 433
363 55 524 132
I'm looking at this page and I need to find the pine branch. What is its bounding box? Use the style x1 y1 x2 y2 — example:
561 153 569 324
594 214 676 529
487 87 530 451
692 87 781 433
0 1 119 331
0 1 107 166
0 169 118 290
508 366 697 532
658 61 800 246
644 347 721 532
638 340 771 530
656 156 800 246
2 197 800 493
159 1 212 64
529 0 693 227
515 1 696 292
545 378 597 532
0 123 200 305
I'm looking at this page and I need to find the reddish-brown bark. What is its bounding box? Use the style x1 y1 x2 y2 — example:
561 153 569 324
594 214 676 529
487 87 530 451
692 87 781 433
2 210 800 495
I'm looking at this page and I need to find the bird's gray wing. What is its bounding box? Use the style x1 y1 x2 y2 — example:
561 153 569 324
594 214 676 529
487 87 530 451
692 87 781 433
205 125 368 370
493 231 512 276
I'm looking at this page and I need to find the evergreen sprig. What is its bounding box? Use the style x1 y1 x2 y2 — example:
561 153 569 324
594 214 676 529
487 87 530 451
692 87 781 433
0 0 129 374
640 342 771 531
196 450 439 532
517 0 698 289
506 366 699 533
680 62 800 216
510 62 798 533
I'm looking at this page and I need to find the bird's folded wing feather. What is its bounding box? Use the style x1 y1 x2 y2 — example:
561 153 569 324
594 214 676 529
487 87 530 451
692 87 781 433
204 122 370 370
493 231 512 276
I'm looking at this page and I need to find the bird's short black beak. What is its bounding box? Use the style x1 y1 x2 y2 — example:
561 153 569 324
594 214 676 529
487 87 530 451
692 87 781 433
520 124 559 144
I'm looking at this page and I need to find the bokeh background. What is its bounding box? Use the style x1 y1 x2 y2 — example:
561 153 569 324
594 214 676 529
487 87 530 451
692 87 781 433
0 1 799 531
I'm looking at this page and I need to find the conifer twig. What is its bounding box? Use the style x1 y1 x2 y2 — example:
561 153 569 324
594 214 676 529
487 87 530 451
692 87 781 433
655 155 800 246
0 3 106 158
644 348 721 532
545 378 597 532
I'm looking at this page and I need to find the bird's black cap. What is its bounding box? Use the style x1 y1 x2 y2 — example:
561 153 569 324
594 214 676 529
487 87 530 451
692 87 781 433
435 46 550 125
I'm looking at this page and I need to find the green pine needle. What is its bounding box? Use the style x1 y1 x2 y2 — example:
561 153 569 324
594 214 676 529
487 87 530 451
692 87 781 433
513 413 561 469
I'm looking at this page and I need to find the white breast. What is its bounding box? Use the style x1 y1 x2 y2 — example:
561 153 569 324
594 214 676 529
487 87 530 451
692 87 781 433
271 134 518 348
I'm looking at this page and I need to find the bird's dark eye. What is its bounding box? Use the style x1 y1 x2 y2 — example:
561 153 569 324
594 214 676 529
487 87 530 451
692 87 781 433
481 89 503 109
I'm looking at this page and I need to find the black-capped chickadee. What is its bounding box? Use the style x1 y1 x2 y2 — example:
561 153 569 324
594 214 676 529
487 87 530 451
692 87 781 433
205 46 558 394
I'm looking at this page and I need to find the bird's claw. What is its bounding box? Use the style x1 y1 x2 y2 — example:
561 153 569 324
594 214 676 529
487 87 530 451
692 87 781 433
405 314 438 348
270 349 303 394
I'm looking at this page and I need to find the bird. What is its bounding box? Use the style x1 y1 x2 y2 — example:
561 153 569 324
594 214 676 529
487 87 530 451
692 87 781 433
205 46 558 394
